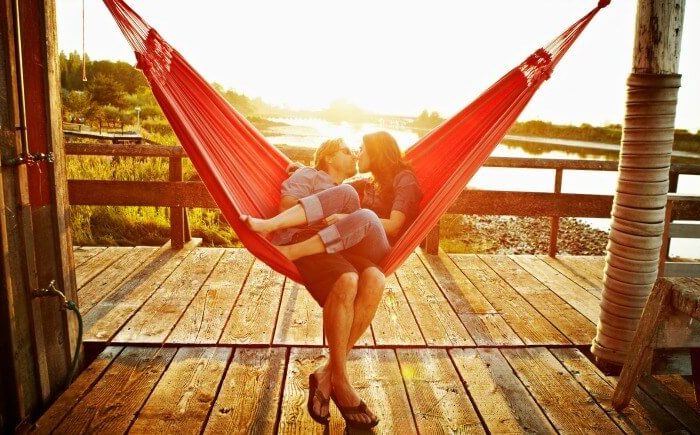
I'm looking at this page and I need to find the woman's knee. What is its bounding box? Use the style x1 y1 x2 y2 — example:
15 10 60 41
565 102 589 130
329 272 359 305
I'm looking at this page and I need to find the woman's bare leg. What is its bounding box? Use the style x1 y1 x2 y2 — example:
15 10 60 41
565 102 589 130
241 203 307 234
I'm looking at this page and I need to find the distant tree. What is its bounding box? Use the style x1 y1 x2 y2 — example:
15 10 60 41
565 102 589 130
87 73 127 108
88 60 147 94
62 90 92 120
59 50 89 91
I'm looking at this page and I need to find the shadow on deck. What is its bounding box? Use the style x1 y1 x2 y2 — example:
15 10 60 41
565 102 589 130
30 242 700 433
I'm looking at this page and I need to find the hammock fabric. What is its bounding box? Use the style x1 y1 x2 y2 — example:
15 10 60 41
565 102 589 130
103 0 609 283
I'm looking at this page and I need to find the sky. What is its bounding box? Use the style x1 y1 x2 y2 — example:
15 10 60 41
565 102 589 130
56 0 700 132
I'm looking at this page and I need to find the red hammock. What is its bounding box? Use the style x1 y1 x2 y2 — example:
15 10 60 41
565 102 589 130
103 0 609 282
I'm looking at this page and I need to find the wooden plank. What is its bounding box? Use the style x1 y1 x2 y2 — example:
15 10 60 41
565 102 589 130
396 348 484 433
653 375 700 414
77 246 158 314
450 348 555 434
502 347 622 433
371 274 425 346
664 262 700 278
167 249 254 344
481 255 596 345
450 254 568 345
31 346 123 434
394 253 475 346
538 255 603 298
130 347 231 434
557 255 605 289
82 239 202 342
204 347 286 434
509 255 601 323
638 375 700 431
218 259 286 345
551 348 685 434
669 222 700 238
279 347 417 433
417 250 522 346
53 347 177 434
75 246 132 289
71 246 106 267
276 347 332 434
113 248 225 343
272 278 324 346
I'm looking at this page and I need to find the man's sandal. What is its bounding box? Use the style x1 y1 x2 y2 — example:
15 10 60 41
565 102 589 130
307 373 330 424
330 392 379 429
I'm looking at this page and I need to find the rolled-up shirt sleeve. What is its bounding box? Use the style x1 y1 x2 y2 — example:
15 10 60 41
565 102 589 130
391 170 423 215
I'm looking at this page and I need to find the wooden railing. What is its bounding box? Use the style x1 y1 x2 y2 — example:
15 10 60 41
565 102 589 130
65 142 700 271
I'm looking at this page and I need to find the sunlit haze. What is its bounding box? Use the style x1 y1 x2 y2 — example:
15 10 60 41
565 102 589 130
56 0 700 131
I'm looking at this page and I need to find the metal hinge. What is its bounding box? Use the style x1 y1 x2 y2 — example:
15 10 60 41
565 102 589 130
2 151 54 167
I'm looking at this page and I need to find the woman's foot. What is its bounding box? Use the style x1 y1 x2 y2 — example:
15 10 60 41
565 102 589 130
330 377 379 428
240 214 275 235
310 364 332 421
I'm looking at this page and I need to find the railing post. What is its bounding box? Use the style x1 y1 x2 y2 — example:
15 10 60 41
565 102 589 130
422 224 440 254
661 171 679 262
658 200 674 277
169 156 187 249
548 167 563 257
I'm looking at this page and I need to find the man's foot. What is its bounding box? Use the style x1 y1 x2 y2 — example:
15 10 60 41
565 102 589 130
330 378 379 428
239 214 274 235
309 364 331 421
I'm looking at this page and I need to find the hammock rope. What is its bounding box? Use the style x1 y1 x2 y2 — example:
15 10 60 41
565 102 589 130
103 0 608 283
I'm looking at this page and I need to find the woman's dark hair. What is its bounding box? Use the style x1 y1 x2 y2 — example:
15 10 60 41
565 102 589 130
362 131 412 200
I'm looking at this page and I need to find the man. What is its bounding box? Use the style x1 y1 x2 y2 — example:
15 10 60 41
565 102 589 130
274 138 383 427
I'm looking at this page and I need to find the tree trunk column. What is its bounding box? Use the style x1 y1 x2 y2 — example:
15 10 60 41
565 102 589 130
592 0 684 366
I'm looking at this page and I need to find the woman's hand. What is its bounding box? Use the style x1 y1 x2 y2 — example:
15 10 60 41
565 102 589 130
324 213 348 225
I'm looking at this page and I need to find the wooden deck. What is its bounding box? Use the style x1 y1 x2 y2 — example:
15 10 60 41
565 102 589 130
31 242 700 433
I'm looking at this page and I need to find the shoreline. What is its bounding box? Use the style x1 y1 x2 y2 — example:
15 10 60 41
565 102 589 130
439 215 609 256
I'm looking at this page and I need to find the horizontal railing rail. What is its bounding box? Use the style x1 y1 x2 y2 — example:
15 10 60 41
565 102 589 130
65 142 700 268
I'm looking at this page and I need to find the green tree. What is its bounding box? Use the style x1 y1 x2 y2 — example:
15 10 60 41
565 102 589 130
87 73 126 108
62 90 92 120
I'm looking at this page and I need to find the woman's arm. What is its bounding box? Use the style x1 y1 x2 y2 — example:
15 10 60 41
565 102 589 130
380 210 407 237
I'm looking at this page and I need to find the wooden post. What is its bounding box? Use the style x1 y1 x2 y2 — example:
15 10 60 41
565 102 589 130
169 156 186 249
423 224 440 254
592 0 685 366
548 167 563 257
658 201 674 277
0 0 78 429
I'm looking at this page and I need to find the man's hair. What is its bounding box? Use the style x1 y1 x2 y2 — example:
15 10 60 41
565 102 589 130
314 138 345 172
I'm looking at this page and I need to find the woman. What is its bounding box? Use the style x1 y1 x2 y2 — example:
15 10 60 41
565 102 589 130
243 131 422 265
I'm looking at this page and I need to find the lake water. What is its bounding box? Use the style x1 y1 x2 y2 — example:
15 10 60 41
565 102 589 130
265 117 699 259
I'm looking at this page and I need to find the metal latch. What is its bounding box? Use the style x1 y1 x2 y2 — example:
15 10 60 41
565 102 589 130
3 151 55 167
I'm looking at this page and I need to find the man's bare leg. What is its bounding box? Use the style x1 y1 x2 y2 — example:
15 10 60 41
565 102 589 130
313 267 384 423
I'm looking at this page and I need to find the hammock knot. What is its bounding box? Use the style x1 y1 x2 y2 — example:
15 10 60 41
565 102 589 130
134 29 173 84
521 48 553 84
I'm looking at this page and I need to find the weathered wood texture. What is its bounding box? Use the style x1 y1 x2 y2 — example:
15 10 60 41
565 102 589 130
74 247 619 348
35 343 699 432
633 0 685 74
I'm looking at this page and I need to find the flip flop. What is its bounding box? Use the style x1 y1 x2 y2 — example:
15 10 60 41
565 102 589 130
307 373 330 424
330 392 379 429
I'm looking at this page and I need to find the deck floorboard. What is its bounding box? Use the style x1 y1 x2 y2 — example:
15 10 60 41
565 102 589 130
32 247 699 432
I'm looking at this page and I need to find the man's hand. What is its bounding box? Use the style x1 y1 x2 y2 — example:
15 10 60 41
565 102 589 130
324 213 348 226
